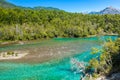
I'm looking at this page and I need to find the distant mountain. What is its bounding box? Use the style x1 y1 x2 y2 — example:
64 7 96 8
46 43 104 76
0 0 17 8
0 0 61 10
90 6 120 14
34 6 60 10
17 6 61 11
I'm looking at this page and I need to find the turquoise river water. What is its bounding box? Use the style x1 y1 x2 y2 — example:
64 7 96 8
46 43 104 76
0 36 118 80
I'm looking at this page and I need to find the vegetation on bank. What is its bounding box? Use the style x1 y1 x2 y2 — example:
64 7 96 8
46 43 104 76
87 38 120 78
0 7 120 41
0 51 18 57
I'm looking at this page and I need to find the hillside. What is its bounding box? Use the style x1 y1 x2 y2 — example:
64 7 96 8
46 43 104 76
0 0 17 8
0 0 60 10
34 6 60 10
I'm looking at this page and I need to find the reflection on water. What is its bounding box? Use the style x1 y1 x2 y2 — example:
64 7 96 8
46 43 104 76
0 36 118 80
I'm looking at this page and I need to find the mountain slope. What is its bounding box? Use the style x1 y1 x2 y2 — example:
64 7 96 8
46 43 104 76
34 6 60 10
100 7 120 14
90 6 120 14
0 0 61 10
0 0 17 8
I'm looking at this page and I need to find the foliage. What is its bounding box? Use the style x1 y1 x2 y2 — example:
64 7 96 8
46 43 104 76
88 38 120 77
0 7 120 41
91 48 100 54
7 51 14 55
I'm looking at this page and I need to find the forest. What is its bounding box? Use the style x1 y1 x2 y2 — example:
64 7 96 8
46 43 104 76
0 7 120 41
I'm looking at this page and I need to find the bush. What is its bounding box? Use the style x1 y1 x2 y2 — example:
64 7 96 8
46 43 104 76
7 51 14 56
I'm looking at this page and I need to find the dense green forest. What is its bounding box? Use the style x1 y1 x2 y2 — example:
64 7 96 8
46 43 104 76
0 7 120 41
87 38 120 78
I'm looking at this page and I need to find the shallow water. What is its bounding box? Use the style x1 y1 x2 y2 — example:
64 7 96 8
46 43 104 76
0 36 118 80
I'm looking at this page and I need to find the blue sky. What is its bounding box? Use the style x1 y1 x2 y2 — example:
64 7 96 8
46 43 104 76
7 0 120 12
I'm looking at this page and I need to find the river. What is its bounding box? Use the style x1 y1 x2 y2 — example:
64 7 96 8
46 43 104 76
0 36 118 80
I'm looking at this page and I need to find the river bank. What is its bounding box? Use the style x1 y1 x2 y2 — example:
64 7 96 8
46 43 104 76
0 34 118 47
0 51 29 60
0 33 118 46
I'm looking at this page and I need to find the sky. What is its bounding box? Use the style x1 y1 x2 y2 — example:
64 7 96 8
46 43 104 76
7 0 120 12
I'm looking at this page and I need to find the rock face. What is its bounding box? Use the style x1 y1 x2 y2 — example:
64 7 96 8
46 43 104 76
90 6 120 14
96 73 120 80
109 73 120 80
